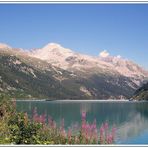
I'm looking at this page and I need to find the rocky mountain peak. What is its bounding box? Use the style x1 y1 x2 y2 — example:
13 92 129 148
41 43 72 53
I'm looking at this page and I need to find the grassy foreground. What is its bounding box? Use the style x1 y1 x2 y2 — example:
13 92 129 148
0 98 116 145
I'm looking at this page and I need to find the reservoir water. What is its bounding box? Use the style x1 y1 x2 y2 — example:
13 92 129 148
16 100 148 144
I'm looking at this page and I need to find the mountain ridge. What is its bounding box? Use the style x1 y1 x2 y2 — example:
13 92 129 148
29 42 148 79
0 42 148 100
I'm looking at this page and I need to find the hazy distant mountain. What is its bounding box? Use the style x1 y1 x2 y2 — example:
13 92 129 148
0 42 148 100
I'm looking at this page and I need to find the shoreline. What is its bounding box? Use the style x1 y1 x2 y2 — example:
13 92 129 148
15 99 148 102
15 99 128 101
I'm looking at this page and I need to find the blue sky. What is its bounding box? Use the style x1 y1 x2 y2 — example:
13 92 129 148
0 4 148 69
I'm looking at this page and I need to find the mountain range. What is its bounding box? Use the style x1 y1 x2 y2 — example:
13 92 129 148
0 42 148 100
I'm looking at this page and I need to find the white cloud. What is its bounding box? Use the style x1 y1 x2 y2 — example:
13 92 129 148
116 55 122 58
99 50 110 58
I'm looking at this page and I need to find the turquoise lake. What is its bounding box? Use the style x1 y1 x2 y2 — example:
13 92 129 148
16 100 148 144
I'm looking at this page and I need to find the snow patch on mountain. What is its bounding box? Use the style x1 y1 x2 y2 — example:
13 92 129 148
31 43 73 60
30 43 75 69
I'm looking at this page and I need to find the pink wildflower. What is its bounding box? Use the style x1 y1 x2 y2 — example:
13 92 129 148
94 129 98 143
60 118 66 138
60 118 64 130
48 115 56 129
81 111 86 121
68 128 72 143
106 134 113 144
53 121 56 129
103 122 108 131
92 119 97 129
100 125 105 144
39 113 46 124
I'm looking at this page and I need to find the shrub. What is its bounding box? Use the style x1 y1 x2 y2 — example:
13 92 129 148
0 116 10 144
0 98 16 144
8 112 43 144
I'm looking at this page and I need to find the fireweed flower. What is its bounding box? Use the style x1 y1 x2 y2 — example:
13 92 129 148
30 108 115 144
94 129 98 143
48 115 56 129
92 119 97 129
59 118 66 138
68 128 72 143
81 111 86 121
106 134 113 144
100 125 105 144
104 122 109 131
60 118 65 131
40 113 46 124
